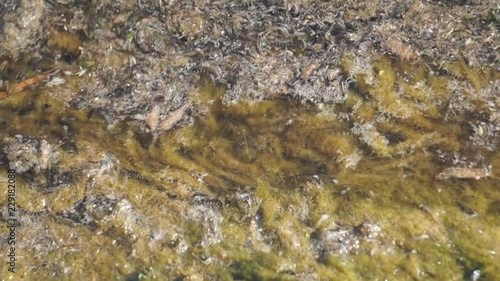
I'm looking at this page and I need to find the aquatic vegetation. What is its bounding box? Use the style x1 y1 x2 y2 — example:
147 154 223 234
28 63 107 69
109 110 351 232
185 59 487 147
47 29 81 57
2 64 499 279
0 0 499 280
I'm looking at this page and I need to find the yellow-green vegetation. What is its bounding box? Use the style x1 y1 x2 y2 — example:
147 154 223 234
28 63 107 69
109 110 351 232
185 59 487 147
47 29 82 55
0 56 499 280
339 53 498 158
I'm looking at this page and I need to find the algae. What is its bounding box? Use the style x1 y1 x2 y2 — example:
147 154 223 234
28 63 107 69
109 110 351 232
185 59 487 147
0 1 499 279
1 58 499 279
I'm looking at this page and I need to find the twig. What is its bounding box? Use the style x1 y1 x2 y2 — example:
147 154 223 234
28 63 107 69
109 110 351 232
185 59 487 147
0 64 61 99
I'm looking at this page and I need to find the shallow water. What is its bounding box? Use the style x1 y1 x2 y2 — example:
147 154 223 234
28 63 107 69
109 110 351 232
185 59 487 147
1 0 499 279
0 65 499 280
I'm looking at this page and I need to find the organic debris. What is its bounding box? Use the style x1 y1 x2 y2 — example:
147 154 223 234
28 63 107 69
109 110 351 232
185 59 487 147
435 165 493 181
0 65 61 99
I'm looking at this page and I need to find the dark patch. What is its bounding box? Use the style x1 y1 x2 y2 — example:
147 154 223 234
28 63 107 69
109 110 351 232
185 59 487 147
456 201 478 217
463 268 482 281
61 50 82 63
191 192 224 209
15 100 37 116
0 151 8 166
58 200 99 232
108 83 132 99
44 168 76 189
41 101 51 111
486 200 500 216
120 168 152 185
125 271 143 281
380 130 407 145
38 117 51 128
57 118 78 152
279 269 296 275
58 194 118 231
135 132 153 149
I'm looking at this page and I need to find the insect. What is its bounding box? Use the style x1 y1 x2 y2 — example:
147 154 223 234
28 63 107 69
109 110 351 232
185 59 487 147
382 37 418 62
435 165 492 180
300 61 319 80
158 103 190 132
146 104 162 133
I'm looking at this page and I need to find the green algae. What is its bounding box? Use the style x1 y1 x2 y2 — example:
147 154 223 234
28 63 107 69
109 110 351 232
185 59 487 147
1 58 499 281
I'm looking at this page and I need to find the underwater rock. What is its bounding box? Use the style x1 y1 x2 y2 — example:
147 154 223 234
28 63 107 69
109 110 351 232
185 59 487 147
3 135 40 173
2 135 58 173
2 135 79 192
312 220 382 257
